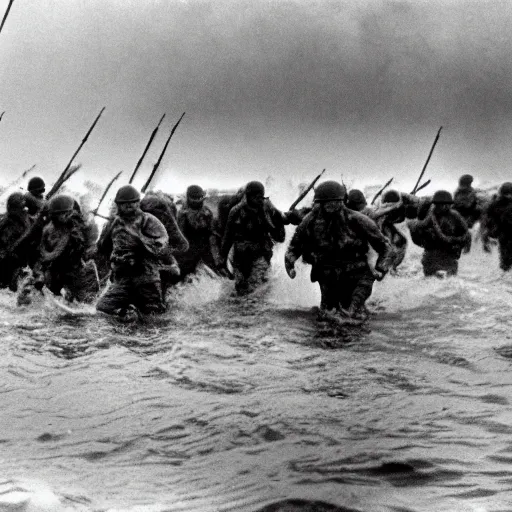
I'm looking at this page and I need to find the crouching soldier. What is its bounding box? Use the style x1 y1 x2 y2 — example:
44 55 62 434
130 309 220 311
220 181 286 295
32 194 98 303
177 185 223 279
96 185 169 321
0 192 32 291
284 181 393 323
408 190 470 277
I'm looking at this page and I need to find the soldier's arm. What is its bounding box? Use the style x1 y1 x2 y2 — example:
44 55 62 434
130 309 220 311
220 208 238 260
140 214 170 256
355 214 393 272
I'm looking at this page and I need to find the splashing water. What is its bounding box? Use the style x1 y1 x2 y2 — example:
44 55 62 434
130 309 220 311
2 189 512 511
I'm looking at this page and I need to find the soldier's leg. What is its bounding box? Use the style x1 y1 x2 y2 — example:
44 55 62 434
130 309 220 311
499 238 512 271
245 256 270 293
317 268 340 311
96 278 133 315
343 268 375 317
134 280 166 314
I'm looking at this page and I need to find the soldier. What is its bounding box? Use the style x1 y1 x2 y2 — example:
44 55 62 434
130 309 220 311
347 189 408 272
25 176 46 216
453 174 481 228
177 185 222 278
33 195 98 302
408 190 470 277
96 185 169 320
284 181 393 322
481 182 512 271
220 181 286 295
140 191 188 294
0 192 32 291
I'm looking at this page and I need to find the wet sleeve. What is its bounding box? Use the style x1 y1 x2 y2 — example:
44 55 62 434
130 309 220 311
285 216 309 263
140 214 169 256
221 208 238 259
169 210 189 253
97 219 114 258
357 215 393 269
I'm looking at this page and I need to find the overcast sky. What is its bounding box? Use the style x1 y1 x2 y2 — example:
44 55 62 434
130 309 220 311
1 0 512 196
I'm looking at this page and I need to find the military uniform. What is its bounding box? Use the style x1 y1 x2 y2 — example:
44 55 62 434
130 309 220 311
285 182 393 320
36 204 98 302
0 193 32 291
221 182 285 295
96 185 169 317
408 191 470 276
177 199 221 278
481 184 512 271
285 205 392 315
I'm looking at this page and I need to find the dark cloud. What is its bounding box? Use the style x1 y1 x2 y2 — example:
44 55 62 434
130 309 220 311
1 0 512 190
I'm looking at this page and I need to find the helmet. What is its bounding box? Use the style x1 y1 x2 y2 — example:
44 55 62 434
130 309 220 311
186 185 205 200
49 194 75 213
245 181 265 197
28 176 45 193
432 190 453 204
115 185 141 204
314 181 346 203
459 174 473 186
499 182 512 197
347 189 366 206
382 189 401 203
6 192 25 212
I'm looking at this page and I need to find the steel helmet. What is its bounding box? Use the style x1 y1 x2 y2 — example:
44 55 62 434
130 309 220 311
347 189 366 206
382 189 401 203
28 176 45 193
314 181 346 203
115 185 141 204
499 182 512 197
432 190 454 204
186 185 205 200
245 181 265 197
459 174 473 186
49 194 75 213
6 192 25 212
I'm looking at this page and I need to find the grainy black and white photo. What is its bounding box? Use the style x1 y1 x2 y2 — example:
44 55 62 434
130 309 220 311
0 0 511 511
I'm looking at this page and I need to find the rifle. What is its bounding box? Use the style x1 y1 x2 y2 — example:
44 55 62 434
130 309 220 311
0 0 14 36
411 126 442 194
414 179 431 195
46 164 82 200
129 113 166 184
46 107 105 198
288 169 326 211
93 171 122 215
141 112 185 193
371 177 394 205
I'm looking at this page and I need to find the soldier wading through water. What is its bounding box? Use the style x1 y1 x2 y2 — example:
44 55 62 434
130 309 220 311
96 185 169 321
284 181 393 323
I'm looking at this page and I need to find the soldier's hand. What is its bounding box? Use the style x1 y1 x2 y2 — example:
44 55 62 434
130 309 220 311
284 255 296 279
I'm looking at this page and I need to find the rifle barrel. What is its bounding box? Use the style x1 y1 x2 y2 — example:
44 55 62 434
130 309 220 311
94 171 123 214
141 112 185 193
288 169 326 211
0 0 15 36
371 177 394 205
129 113 166 184
46 107 105 198
412 126 442 195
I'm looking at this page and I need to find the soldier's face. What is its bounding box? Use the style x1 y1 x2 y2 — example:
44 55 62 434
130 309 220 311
187 196 204 209
322 200 343 214
52 211 72 225
434 203 451 214
247 193 265 209
117 200 140 217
